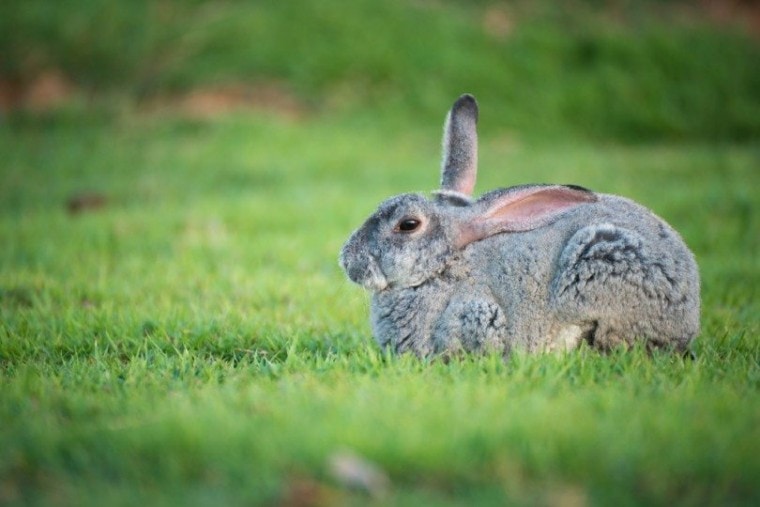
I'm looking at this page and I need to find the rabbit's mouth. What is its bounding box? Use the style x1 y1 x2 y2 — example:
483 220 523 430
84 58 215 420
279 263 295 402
362 271 389 292
340 247 389 292
357 253 389 292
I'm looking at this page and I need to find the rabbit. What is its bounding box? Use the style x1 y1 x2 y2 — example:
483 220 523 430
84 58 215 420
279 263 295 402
339 94 700 357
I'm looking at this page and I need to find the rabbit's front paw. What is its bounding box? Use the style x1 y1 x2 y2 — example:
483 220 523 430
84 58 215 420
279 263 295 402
433 294 508 354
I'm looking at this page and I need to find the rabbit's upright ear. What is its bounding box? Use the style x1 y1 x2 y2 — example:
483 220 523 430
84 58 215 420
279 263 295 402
440 94 479 197
455 185 597 248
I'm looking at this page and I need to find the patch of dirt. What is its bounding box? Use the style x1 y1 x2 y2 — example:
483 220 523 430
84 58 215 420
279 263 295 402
546 484 588 507
24 70 75 112
0 78 24 111
280 477 336 507
0 72 307 120
0 70 76 113
701 0 760 35
147 82 308 120
483 6 514 40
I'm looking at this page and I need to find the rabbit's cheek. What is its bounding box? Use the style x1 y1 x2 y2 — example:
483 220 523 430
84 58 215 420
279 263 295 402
382 251 426 288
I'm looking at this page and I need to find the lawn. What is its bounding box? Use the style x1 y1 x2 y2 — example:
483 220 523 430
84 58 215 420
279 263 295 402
1 1 759 506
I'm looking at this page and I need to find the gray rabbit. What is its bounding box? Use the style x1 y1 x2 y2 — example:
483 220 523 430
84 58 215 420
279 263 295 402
339 94 700 357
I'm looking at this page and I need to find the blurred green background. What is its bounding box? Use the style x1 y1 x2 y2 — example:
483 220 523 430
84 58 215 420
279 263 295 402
2 0 759 140
1 1 759 506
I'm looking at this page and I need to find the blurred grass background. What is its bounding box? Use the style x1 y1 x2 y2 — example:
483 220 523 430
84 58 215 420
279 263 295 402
1 1 759 506
2 0 759 140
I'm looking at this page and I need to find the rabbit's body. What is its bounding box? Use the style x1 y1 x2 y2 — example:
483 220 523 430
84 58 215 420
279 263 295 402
370 193 699 356
340 95 700 357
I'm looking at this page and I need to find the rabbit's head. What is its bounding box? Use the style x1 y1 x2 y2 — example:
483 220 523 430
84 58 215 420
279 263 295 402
339 95 597 292
339 192 457 291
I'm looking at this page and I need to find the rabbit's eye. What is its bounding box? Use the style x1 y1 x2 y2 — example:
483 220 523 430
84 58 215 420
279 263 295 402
396 217 421 233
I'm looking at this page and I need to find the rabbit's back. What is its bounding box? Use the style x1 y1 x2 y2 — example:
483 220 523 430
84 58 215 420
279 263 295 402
468 194 700 351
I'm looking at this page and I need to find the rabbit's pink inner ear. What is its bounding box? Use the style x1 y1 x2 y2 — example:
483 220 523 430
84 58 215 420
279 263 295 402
482 187 596 223
455 186 597 248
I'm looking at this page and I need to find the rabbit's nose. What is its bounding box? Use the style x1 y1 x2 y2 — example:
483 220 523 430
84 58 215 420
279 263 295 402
343 257 366 285
339 241 365 283
338 242 357 277
341 252 376 286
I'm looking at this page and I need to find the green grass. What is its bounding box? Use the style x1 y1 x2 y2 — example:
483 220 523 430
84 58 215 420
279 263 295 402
1 111 758 506
1 1 759 505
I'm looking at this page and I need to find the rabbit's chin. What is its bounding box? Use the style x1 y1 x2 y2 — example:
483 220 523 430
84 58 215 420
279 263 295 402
360 263 389 293
362 276 389 293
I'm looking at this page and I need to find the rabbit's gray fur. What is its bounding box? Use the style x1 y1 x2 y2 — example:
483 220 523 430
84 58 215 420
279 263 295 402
340 95 700 356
